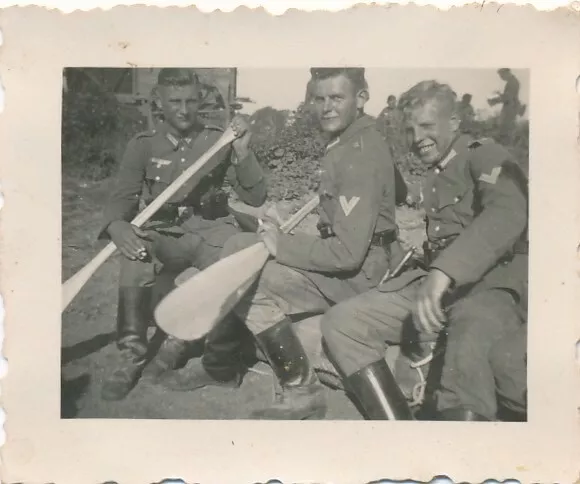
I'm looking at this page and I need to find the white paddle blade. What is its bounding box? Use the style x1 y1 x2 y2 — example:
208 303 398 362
154 242 270 341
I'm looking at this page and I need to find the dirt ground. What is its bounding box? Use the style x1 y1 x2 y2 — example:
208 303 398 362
61 176 426 420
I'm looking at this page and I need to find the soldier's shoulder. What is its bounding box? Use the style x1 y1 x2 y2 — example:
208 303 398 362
129 129 157 144
360 125 392 161
468 137 512 163
203 123 226 133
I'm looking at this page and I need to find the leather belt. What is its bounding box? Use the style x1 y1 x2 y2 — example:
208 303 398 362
151 204 194 224
370 230 396 247
424 237 528 266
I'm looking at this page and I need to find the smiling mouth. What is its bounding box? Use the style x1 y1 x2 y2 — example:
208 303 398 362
418 143 435 155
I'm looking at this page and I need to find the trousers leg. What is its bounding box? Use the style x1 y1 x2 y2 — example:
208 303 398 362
489 323 527 418
189 227 257 379
437 289 523 420
155 225 254 381
321 284 433 420
321 282 432 377
222 232 333 335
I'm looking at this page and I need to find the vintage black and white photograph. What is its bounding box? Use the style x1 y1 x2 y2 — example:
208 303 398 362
60 66 530 422
2 6 578 484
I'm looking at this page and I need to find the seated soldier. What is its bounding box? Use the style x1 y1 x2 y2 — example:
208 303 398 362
161 67 407 420
321 80 529 421
99 68 266 401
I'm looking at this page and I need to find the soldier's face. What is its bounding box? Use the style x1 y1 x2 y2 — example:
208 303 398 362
158 84 200 133
312 75 367 136
405 99 459 165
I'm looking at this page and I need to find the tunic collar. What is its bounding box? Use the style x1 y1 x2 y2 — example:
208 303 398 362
433 134 472 174
325 114 376 153
157 122 204 151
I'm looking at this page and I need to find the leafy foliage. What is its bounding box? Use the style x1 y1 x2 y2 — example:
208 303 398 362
249 104 326 201
61 88 148 180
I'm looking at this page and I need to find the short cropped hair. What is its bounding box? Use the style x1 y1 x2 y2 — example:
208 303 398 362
498 68 511 75
398 80 457 115
309 67 368 92
157 68 200 87
387 94 396 102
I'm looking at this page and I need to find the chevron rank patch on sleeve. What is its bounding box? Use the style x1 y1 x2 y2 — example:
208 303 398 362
339 195 360 216
479 166 502 184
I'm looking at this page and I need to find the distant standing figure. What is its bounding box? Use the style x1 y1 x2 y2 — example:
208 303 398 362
488 68 526 145
457 93 475 133
377 95 404 141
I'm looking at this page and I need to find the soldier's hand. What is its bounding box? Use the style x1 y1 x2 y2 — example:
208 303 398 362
414 269 452 334
257 219 280 257
231 114 252 160
107 220 152 261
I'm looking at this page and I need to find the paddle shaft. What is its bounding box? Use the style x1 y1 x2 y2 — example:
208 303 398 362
62 127 238 311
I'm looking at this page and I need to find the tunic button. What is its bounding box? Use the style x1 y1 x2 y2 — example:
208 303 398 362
435 225 440 232
155 176 160 181
431 207 436 212
435 168 440 174
181 158 186 163
432 187 436 192
454 196 460 202
180 147 185 152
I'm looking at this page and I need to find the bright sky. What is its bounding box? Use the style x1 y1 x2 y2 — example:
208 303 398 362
237 68 530 119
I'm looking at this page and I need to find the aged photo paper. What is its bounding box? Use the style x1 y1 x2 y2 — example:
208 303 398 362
0 4 579 484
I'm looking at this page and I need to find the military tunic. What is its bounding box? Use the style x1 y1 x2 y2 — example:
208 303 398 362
101 121 266 370
221 114 401 335
101 121 266 290
321 134 528 420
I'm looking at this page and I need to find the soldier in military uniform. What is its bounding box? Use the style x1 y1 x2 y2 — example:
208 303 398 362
321 80 528 421
99 68 267 401
162 67 405 419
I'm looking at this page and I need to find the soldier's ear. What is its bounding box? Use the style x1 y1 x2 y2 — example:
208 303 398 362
150 86 161 111
449 112 460 133
356 88 369 109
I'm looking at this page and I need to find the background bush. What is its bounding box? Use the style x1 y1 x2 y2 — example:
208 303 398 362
61 88 148 181
249 103 326 201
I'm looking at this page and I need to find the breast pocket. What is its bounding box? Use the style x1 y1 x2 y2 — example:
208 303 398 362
436 184 473 228
437 187 468 210
145 160 174 198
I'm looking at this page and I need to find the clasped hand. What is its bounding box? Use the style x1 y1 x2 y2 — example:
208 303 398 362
230 114 252 160
257 206 284 258
413 269 453 334
107 220 152 261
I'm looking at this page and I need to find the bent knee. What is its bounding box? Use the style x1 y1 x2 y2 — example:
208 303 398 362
221 232 260 259
321 302 360 345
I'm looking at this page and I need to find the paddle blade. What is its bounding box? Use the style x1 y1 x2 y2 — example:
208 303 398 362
154 242 270 340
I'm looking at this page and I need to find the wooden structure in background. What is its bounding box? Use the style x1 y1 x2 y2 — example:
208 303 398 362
63 67 240 129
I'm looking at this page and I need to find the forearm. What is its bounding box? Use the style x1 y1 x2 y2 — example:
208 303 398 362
275 231 368 273
431 204 526 286
229 151 267 206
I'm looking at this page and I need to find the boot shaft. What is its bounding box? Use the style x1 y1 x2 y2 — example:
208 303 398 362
346 359 414 420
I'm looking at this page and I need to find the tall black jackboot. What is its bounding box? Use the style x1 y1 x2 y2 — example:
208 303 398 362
250 319 327 420
101 287 151 401
437 408 490 421
345 359 414 420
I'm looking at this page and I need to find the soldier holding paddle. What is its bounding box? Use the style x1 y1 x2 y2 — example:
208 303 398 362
99 68 266 401
161 67 407 420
